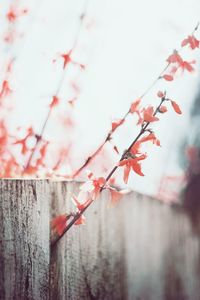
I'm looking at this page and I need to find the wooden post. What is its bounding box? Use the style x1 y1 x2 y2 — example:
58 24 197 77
0 179 50 300
50 182 200 300
1 179 200 299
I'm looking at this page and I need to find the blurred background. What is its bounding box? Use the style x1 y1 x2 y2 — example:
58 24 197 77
0 0 200 202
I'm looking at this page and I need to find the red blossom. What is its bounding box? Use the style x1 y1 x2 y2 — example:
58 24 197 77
72 194 91 211
51 215 70 236
80 175 106 200
163 74 174 81
181 35 200 49
131 132 160 156
159 105 168 113
36 141 49 167
130 98 141 113
140 106 159 124
49 96 59 108
170 100 182 114
75 215 86 225
0 80 12 101
111 119 124 131
13 127 34 154
61 52 71 69
108 187 130 204
6 6 28 23
157 91 164 98
167 50 183 64
166 50 195 74
119 154 147 183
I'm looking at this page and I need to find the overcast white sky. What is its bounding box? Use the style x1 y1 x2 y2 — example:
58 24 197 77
1 0 200 199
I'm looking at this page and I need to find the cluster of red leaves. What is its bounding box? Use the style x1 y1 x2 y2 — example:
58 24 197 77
51 214 72 236
4 3 28 44
161 31 200 82
163 50 196 81
6 5 28 23
119 131 161 183
13 127 34 154
51 171 130 235
0 80 12 104
181 35 200 49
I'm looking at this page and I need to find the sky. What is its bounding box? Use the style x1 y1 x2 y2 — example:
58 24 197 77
1 0 200 200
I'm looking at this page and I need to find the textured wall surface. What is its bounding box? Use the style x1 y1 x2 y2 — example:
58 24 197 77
0 180 50 300
49 182 200 300
0 180 200 300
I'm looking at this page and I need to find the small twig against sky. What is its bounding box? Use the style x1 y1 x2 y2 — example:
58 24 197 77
51 94 167 247
23 0 89 173
71 23 200 179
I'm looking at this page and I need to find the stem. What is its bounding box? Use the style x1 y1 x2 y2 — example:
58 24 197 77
71 64 169 178
23 0 89 173
71 22 199 178
52 97 165 247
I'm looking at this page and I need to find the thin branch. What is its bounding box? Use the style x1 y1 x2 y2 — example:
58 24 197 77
71 22 200 179
23 0 89 173
51 96 166 247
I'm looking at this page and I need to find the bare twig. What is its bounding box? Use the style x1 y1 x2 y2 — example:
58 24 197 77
23 0 89 173
71 22 200 179
51 95 166 247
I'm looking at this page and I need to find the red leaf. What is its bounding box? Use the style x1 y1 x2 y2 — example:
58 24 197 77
0 80 12 100
142 106 159 123
75 215 86 225
50 96 59 108
13 127 34 154
167 50 183 64
61 52 71 69
110 189 123 203
163 74 174 81
181 61 195 73
111 119 124 131
131 160 145 176
51 215 69 236
119 155 146 183
123 164 131 184
170 101 182 114
181 35 200 49
159 105 167 113
157 91 164 98
72 195 91 211
7 10 17 22
130 98 141 113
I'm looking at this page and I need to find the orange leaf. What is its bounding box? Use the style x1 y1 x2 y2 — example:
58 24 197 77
157 91 164 98
111 119 124 131
159 105 167 113
130 98 141 113
51 215 69 236
50 96 59 108
163 74 174 81
170 100 182 114
131 160 144 176
143 106 159 123
124 164 131 184
110 189 123 204
61 52 71 69
75 214 86 225
181 35 199 49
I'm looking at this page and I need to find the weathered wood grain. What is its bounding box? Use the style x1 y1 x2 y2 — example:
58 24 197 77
49 182 200 300
0 179 50 300
1 180 200 300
